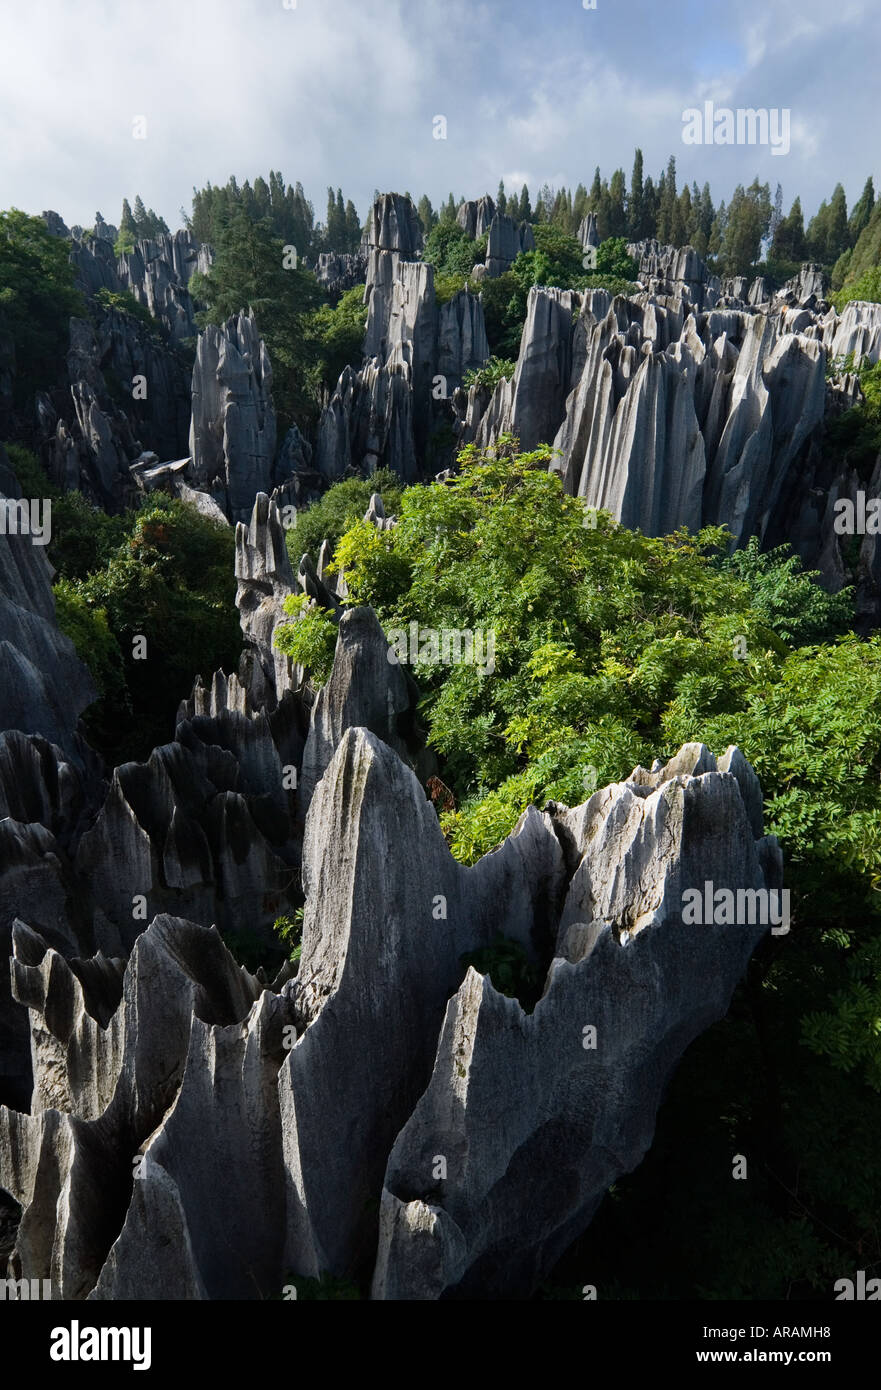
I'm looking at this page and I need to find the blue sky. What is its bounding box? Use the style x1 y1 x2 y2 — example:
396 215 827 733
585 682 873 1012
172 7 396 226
1 0 877 233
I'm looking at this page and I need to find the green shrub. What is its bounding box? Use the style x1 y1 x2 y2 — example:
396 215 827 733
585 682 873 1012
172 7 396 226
273 910 304 965
831 265 881 311
94 286 159 333
462 356 516 392
284 470 404 564
273 594 338 684
0 209 85 405
308 284 366 392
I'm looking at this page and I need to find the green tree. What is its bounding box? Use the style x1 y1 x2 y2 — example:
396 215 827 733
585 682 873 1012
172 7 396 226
807 183 849 265
848 176 875 246
770 195 806 264
844 197 881 283
656 155 677 244
627 149 644 240
0 209 85 408
608 169 627 238
189 209 323 430
416 194 435 234
720 180 771 277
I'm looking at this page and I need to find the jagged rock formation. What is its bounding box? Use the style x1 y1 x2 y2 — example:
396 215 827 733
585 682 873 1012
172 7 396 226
458 288 578 452
552 300 825 545
824 299 881 366
0 491 308 1112
314 251 368 299
20 225 195 508
314 194 490 482
627 239 718 310
116 230 211 345
0 667 777 1297
775 263 828 310
0 470 96 758
456 196 496 241
189 311 277 523
437 289 490 387
0 467 100 1107
578 212 599 252
298 606 428 810
485 213 534 278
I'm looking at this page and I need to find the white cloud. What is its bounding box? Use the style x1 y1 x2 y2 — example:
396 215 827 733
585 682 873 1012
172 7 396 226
0 0 877 229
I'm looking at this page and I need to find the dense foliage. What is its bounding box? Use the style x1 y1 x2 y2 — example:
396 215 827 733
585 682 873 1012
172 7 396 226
189 211 324 432
824 358 881 478
0 210 85 408
7 447 240 764
114 196 169 254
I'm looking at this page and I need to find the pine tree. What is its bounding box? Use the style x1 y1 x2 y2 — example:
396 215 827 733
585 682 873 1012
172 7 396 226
720 180 771 277
708 200 727 258
641 176 658 239
417 195 435 234
656 157 677 245
518 184 532 221
608 169 627 238
698 182 715 253
496 180 507 216
848 177 875 245
120 198 137 237
573 182 589 229
825 184 849 264
253 176 271 221
770 196 806 263
672 184 690 247
628 149 644 241
805 199 829 262
145 208 168 237
132 195 149 236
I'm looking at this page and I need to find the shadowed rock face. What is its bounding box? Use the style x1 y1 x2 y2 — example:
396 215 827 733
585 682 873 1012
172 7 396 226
0 513 99 1108
0 502 96 759
1 673 776 1298
314 194 490 481
189 311 277 524
116 230 210 346
0 491 307 1111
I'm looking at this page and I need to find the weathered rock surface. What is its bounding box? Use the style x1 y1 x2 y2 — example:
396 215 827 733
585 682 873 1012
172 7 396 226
456 196 496 241
314 251 368 300
189 311 277 524
485 213 534 278
0 502 96 757
460 288 578 453
315 194 489 481
0 723 776 1299
116 230 209 345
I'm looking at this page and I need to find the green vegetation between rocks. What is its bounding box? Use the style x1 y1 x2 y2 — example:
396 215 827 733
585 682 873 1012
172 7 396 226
5 446 240 765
